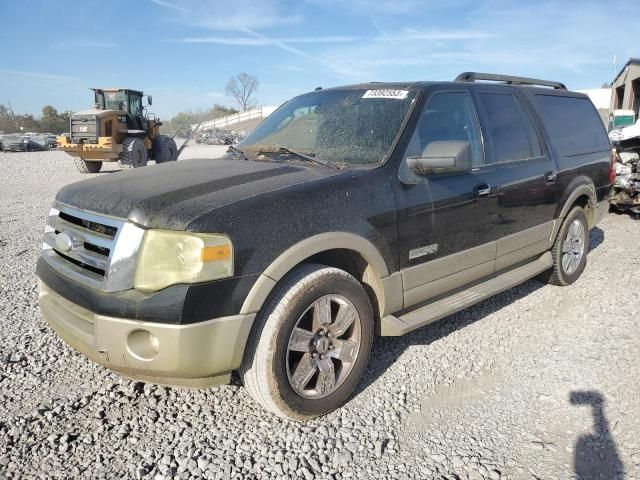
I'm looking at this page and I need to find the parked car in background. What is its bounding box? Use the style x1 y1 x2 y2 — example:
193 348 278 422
43 133 58 149
1 133 51 152
26 134 54 151
1 134 30 152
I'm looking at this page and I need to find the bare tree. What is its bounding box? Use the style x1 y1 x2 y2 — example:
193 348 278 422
225 73 259 111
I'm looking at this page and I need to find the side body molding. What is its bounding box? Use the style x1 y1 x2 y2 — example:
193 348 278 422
240 232 394 316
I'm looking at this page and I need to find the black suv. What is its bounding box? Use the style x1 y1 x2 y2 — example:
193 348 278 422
37 72 612 419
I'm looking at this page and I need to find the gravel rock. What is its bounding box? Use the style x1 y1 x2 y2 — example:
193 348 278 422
0 150 639 479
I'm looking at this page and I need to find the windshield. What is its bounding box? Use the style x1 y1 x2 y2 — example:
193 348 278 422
97 91 127 111
238 88 417 166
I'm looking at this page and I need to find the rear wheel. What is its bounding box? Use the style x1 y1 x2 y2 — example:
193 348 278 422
73 158 102 173
118 137 148 168
241 264 374 420
152 135 178 163
542 206 588 286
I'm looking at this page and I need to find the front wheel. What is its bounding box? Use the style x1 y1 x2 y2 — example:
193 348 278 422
152 135 178 163
241 264 374 420
73 158 102 173
118 137 148 168
542 206 589 286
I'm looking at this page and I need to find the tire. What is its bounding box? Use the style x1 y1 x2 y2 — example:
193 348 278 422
240 264 374 420
541 206 589 286
73 158 102 173
118 137 148 168
152 135 178 163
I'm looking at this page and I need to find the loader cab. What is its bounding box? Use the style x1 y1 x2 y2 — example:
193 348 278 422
93 88 149 133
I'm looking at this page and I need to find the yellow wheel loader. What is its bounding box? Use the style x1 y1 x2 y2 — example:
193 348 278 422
57 88 182 173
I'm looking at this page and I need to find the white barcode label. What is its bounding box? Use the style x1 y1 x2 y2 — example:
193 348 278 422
362 89 409 100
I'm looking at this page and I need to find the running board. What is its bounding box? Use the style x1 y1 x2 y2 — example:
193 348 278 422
379 251 552 336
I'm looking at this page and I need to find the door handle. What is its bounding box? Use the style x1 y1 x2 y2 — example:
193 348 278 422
545 171 558 183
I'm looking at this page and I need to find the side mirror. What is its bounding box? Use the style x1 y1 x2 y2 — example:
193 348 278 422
406 140 472 175
147 95 153 106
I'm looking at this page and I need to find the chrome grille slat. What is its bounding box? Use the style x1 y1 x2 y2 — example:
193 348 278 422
43 231 108 271
48 216 114 249
41 250 105 288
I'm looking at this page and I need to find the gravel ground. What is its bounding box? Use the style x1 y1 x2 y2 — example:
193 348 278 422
1 149 639 480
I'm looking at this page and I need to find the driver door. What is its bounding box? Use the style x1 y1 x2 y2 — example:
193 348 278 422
393 88 500 309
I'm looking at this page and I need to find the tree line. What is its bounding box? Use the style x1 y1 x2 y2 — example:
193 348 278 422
0 104 72 134
162 104 239 134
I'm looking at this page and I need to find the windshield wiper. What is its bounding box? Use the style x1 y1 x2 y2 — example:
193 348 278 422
227 145 249 161
260 144 332 169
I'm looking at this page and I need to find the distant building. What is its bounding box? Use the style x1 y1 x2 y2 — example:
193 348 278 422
576 88 612 109
577 88 612 126
610 58 640 118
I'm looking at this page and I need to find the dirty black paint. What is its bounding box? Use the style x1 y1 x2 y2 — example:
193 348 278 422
45 81 612 325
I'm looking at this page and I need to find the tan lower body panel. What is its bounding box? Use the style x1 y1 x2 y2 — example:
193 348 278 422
38 279 255 388
404 260 494 307
380 251 552 336
494 222 554 272
400 222 555 309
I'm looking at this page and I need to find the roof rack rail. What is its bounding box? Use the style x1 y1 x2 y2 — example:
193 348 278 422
455 72 567 90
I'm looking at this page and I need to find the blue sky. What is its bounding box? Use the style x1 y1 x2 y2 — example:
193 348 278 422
0 0 638 119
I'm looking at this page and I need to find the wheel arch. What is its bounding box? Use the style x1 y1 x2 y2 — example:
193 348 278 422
240 232 394 320
553 179 598 241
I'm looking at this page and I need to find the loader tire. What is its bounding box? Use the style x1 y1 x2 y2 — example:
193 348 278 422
152 135 178 163
73 158 102 173
118 137 148 169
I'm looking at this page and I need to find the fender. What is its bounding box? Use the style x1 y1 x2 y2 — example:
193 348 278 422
240 232 391 316
552 178 597 241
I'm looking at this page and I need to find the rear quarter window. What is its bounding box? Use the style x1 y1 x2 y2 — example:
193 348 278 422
532 95 610 157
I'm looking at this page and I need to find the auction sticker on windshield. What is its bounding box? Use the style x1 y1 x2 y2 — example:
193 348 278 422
362 89 409 100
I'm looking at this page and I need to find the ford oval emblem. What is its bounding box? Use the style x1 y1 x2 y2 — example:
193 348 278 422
55 231 75 252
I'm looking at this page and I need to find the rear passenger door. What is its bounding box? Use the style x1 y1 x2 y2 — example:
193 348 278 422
472 87 558 271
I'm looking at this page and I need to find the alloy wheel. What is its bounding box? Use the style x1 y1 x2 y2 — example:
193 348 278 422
562 219 586 275
286 294 362 399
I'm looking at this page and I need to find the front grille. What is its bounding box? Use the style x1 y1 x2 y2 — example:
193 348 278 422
41 204 145 292
70 115 99 143
42 205 122 289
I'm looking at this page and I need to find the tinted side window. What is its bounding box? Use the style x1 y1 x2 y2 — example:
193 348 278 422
478 93 535 163
405 91 483 166
532 95 610 156
129 95 142 116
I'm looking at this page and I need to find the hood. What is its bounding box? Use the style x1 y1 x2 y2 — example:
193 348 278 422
56 159 339 230
72 108 121 118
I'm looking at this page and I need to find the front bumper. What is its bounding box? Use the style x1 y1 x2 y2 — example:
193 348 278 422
57 136 122 160
38 279 255 387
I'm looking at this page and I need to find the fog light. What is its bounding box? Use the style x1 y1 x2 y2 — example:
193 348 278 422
127 329 160 361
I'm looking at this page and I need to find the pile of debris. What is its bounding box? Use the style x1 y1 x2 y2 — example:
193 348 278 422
195 128 246 146
609 120 640 214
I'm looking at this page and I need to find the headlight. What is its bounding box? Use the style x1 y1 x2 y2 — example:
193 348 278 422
134 230 233 292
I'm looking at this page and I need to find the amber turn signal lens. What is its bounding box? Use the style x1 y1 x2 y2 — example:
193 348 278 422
201 245 231 262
